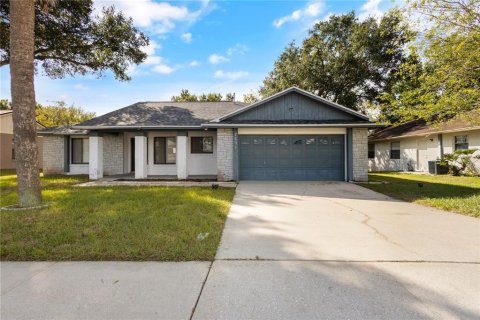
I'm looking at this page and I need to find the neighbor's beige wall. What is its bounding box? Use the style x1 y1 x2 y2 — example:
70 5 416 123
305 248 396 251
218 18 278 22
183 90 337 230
369 129 480 172
0 113 14 134
1 133 43 170
443 130 480 154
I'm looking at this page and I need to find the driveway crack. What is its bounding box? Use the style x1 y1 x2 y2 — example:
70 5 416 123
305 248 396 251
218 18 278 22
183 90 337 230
324 198 423 259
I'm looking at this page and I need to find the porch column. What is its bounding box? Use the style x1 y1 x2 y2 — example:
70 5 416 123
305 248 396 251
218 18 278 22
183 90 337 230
176 131 188 180
89 132 103 180
135 132 148 179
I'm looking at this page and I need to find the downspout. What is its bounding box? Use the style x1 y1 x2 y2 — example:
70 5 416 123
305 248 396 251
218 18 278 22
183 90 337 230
438 134 444 159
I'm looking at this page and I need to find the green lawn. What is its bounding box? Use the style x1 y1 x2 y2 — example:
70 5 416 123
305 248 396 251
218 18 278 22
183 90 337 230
361 172 480 218
0 170 235 261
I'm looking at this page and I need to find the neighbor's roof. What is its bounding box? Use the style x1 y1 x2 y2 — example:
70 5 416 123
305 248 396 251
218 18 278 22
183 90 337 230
73 101 246 130
38 126 88 136
369 111 480 142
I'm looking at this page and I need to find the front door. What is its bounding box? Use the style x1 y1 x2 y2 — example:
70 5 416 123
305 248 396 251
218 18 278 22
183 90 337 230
130 138 135 172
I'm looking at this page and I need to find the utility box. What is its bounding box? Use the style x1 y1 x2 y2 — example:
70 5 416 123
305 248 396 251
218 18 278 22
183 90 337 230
428 161 448 175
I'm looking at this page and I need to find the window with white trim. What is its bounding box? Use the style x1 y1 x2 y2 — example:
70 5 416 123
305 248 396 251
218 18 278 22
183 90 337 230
390 141 400 159
454 135 468 150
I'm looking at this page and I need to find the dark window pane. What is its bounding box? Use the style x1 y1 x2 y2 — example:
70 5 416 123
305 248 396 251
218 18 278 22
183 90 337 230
390 141 400 159
166 137 176 163
368 144 375 159
253 138 263 145
154 137 166 164
293 139 303 145
331 137 342 145
191 137 213 154
72 138 84 164
266 138 276 145
455 135 468 150
390 150 400 159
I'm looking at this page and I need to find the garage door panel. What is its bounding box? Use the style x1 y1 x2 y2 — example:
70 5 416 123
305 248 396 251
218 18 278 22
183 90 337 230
239 134 345 181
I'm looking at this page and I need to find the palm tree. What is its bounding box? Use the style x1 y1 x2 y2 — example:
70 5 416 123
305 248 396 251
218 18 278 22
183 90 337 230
9 0 55 207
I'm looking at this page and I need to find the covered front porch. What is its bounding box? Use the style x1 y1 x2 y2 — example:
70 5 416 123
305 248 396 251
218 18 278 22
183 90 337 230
85 129 221 180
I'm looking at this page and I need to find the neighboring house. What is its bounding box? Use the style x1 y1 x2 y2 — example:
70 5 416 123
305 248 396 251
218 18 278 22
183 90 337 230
1 110 44 170
368 113 480 172
39 87 380 182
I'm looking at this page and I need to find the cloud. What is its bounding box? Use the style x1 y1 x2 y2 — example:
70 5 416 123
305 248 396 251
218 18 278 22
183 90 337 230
153 64 175 74
141 40 163 65
181 32 192 43
359 0 383 21
214 70 249 80
141 40 161 56
209 54 229 64
93 0 214 35
273 1 325 28
189 60 200 67
144 56 162 65
73 84 88 91
226 44 249 56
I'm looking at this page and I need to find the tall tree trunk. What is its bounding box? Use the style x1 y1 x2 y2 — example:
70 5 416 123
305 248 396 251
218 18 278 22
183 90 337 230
9 0 42 207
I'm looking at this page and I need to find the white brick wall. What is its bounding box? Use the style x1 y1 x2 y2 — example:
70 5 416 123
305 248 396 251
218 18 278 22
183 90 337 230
43 136 64 174
352 128 368 181
103 134 124 175
216 128 235 181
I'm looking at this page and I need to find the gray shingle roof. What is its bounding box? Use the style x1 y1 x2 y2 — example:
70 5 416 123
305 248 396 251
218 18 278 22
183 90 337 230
38 126 88 135
74 101 246 129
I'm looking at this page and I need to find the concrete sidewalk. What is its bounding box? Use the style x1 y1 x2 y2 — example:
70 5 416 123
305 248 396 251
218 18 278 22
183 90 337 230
1 262 209 320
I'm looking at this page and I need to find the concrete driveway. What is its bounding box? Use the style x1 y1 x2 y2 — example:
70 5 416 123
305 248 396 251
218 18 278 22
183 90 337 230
193 181 480 319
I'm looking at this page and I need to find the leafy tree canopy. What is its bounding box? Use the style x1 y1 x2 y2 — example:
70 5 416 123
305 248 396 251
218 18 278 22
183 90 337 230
0 0 149 81
260 10 413 110
36 101 96 127
243 92 260 104
0 99 11 110
171 89 235 102
377 0 480 123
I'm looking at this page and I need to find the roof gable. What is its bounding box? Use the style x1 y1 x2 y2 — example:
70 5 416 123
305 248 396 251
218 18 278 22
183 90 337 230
216 87 370 123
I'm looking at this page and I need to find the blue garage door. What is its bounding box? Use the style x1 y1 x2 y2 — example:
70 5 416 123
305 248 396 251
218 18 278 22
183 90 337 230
238 135 345 181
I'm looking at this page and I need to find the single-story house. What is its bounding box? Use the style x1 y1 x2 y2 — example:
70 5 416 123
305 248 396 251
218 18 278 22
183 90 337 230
368 113 480 172
1 110 44 170
39 87 381 182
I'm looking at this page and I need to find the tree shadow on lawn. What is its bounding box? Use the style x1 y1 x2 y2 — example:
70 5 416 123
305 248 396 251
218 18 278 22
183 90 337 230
0 186 235 261
362 174 480 201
